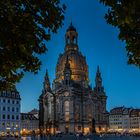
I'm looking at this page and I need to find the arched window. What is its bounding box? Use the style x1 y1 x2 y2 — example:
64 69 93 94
64 101 69 112
64 101 70 121
67 37 70 44
73 37 77 44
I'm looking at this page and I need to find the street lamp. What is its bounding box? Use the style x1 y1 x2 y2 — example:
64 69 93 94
53 93 56 135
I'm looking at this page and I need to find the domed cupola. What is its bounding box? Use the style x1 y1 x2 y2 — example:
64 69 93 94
65 22 78 52
55 23 89 84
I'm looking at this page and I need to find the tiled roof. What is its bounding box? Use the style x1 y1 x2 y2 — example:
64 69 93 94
0 90 21 99
20 113 38 120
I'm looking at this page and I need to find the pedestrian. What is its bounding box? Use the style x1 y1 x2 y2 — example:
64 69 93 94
32 130 36 140
40 132 43 140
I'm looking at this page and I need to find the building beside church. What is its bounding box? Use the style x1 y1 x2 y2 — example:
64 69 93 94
38 23 108 134
109 107 140 133
0 90 21 136
20 113 39 135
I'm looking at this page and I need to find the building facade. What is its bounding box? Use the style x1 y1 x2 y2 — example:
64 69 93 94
0 90 21 136
20 113 39 135
130 109 140 133
109 107 140 133
39 23 108 134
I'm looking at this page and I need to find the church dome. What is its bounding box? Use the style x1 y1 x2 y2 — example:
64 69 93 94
55 23 89 83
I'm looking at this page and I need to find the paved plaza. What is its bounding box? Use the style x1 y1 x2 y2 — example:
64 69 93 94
0 134 97 140
1 135 140 140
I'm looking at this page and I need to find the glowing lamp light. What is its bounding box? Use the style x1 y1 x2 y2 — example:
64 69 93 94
6 127 11 130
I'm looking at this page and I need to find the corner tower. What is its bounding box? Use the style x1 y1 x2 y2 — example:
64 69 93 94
94 66 107 113
94 66 104 93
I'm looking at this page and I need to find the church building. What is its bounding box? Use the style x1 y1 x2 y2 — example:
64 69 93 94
38 23 108 134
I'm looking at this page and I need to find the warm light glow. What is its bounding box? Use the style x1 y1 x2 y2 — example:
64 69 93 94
49 127 57 134
64 101 70 121
61 76 64 80
6 127 11 130
102 128 105 131
84 127 90 134
16 124 18 128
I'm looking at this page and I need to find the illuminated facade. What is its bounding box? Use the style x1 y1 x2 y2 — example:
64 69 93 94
109 107 140 133
0 90 21 136
39 23 108 134
130 109 140 132
20 113 39 135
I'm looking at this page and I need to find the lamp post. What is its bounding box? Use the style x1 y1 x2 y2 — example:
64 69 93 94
81 91 84 134
92 118 96 134
52 92 56 135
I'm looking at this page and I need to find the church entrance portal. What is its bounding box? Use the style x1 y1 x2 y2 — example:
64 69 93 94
65 126 69 133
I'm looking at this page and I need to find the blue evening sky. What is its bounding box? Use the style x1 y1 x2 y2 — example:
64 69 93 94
17 0 140 113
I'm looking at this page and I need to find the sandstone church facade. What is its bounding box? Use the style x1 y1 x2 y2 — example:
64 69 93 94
38 23 108 134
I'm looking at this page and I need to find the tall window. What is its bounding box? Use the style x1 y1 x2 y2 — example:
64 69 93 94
3 107 5 111
7 115 10 119
7 122 10 127
12 115 14 120
2 114 5 119
64 101 70 121
8 107 10 111
12 107 14 112
16 115 19 120
2 122 5 127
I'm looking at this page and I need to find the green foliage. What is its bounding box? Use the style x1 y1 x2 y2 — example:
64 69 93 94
0 0 65 90
100 0 140 67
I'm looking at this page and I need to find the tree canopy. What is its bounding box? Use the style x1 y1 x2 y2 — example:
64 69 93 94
0 0 65 90
100 0 140 67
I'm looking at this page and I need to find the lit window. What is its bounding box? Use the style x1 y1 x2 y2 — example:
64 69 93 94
2 122 5 127
7 122 10 127
12 123 14 127
16 124 19 128
64 101 70 122
64 101 69 112
65 112 70 121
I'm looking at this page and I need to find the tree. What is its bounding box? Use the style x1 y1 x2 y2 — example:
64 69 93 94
0 0 66 90
99 0 140 67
